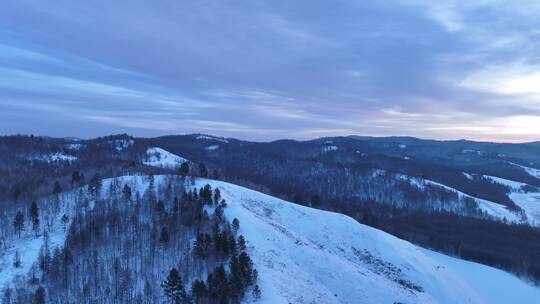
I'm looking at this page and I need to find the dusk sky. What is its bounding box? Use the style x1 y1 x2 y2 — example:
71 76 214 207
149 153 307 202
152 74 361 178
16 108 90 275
1 1 540 142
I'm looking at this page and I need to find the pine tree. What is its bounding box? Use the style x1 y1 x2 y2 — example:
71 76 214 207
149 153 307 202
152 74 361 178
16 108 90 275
237 235 246 252
61 214 69 231
198 163 208 178
239 251 255 285
71 171 81 184
191 280 207 303
213 188 221 204
155 200 166 214
2 288 12 304
33 286 46 304
311 194 322 207
159 227 170 247
30 201 40 236
229 255 244 300
13 250 22 268
39 231 51 273
253 284 262 299
179 162 190 178
232 218 240 233
53 181 62 195
122 184 132 202
207 266 228 302
162 268 188 304
89 173 102 195
13 210 24 238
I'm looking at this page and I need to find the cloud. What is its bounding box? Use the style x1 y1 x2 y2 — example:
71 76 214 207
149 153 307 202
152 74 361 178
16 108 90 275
0 0 540 141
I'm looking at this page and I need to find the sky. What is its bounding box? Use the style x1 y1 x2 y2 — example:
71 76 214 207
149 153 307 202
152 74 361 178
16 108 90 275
1 0 540 142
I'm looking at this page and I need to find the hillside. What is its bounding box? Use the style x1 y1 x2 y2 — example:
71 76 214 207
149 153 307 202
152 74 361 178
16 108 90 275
1 175 539 303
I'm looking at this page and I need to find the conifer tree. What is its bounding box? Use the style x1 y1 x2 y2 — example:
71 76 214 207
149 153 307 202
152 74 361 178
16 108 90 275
71 171 82 184
14 210 24 238
61 214 69 231
89 173 102 195
239 251 255 285
30 201 40 236
33 286 46 304
237 235 246 252
13 250 22 268
191 280 207 303
232 218 240 233
179 162 190 178
162 268 188 304
122 184 132 202
159 227 170 248
198 163 208 178
253 284 262 299
53 181 62 195
213 188 221 204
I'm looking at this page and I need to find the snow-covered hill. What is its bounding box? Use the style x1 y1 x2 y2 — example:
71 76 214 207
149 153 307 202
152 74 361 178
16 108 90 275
143 147 188 168
483 175 540 226
397 174 525 224
194 178 540 304
2 175 539 303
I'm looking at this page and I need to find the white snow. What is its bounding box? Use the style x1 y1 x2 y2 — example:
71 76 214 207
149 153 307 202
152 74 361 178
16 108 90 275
462 149 483 155
109 139 134 151
28 152 77 163
196 135 229 143
0 193 75 290
484 175 526 191
511 162 540 180
322 145 338 153
399 144 407 149
143 147 188 168
509 191 540 226
397 174 524 224
205 145 220 151
484 175 540 226
190 178 540 304
3 174 539 303
65 143 83 150
421 249 540 304
463 172 474 180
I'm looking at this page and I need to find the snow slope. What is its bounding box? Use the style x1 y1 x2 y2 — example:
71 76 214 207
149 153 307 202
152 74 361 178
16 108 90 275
193 178 540 304
143 147 188 168
484 175 540 226
511 163 540 180
397 174 524 224
421 249 540 304
3 175 539 303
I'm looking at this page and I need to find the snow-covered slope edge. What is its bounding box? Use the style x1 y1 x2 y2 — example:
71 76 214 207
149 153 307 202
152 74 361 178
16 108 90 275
143 147 188 168
396 174 526 224
194 178 540 304
483 175 540 226
2 175 539 303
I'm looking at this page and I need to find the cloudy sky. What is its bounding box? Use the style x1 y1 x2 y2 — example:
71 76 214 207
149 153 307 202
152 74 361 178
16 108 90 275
1 0 540 141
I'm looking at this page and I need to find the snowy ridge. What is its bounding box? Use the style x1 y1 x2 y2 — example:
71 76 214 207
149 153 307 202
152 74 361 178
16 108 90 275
190 178 540 304
206 145 220 151
143 147 188 168
109 139 134 151
3 175 539 303
483 175 540 226
397 174 525 224
511 163 540 180
27 152 77 163
196 135 230 143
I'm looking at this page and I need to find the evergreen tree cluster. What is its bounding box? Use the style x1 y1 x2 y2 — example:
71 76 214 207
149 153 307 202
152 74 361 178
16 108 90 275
11 176 261 303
